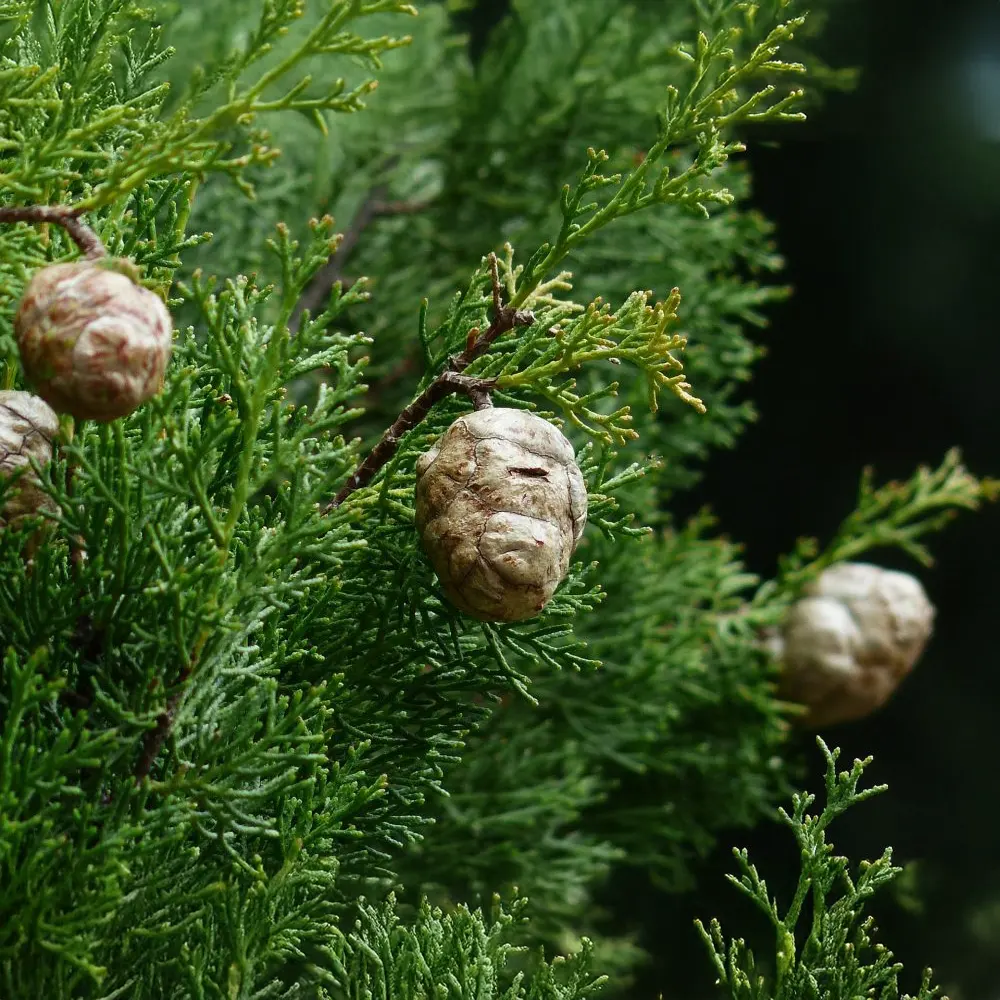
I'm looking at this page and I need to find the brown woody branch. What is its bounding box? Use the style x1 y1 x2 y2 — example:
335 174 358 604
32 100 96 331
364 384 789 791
326 253 534 510
134 695 179 783
134 659 192 783
289 193 385 333
0 205 107 259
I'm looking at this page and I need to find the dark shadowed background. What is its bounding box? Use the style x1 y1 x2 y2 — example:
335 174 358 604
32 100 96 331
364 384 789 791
463 0 1000 995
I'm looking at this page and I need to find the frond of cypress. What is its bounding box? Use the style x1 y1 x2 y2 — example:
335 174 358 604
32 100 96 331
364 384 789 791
0 1 990 996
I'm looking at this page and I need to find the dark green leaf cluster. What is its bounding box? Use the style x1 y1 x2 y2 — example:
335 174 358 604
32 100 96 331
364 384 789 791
322 894 608 999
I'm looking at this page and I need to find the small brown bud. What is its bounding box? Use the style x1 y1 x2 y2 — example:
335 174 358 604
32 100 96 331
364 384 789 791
774 562 935 727
415 408 588 622
14 259 173 421
0 390 59 526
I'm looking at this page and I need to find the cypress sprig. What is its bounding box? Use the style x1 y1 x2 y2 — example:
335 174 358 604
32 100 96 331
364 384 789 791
0 1 991 996
696 739 945 1000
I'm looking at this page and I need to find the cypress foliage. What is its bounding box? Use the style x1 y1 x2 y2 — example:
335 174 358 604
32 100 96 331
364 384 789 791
0 1 990 996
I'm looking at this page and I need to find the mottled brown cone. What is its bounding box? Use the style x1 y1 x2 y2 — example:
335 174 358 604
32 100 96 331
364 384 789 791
14 259 173 421
415 408 588 622
0 390 59 526
774 561 935 727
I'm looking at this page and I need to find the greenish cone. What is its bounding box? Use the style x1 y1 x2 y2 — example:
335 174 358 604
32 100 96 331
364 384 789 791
0 1 991 998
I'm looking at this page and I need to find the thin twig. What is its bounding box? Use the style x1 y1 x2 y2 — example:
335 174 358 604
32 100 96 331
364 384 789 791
134 663 191 783
289 191 386 333
369 198 428 216
326 254 533 510
66 469 86 572
62 421 88 574
134 695 178 782
326 372 498 512
0 205 106 259
290 191 431 332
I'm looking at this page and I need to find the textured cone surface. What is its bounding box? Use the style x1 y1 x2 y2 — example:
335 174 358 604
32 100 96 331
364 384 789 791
0 390 59 524
777 561 935 727
14 260 173 421
415 408 588 621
